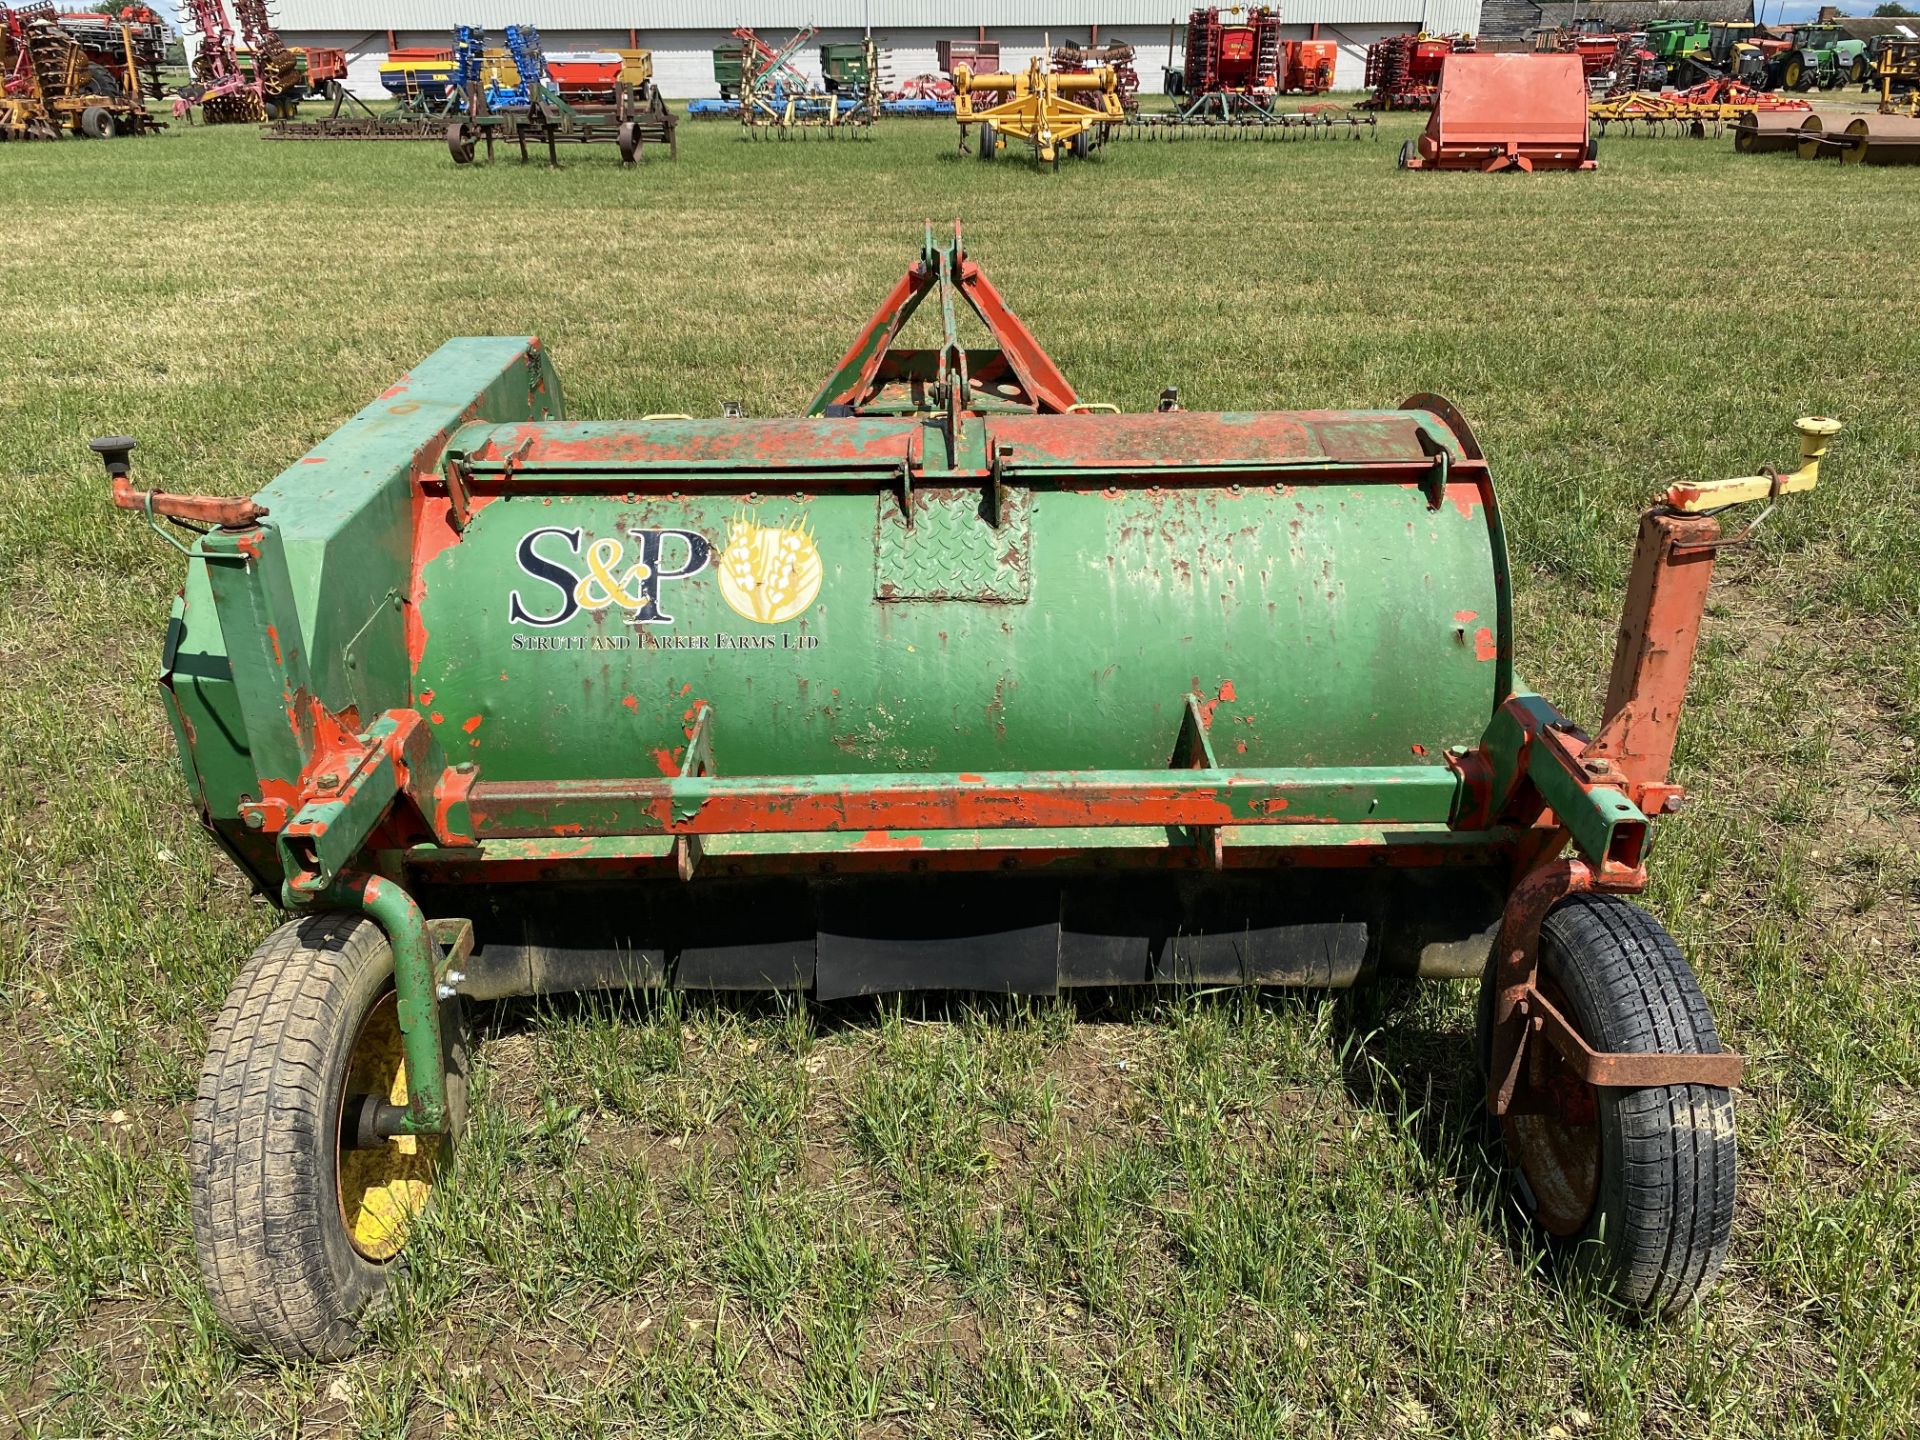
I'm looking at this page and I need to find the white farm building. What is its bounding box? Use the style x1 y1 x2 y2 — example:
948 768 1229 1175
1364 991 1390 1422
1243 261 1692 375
265 0 1488 99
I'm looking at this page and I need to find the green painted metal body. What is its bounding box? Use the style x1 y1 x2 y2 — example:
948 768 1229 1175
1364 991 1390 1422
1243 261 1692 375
144 232 1657 1121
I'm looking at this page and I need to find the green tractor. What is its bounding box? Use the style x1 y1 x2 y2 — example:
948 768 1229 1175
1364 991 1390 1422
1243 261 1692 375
1640 18 1712 88
1769 23 1870 91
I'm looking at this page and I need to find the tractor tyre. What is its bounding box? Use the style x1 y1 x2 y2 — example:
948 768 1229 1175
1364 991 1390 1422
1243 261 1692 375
1851 57 1869 87
1785 58 1807 91
447 121 475 164
189 913 469 1359
80 105 119 139
1072 126 1094 159
976 122 995 160
1476 894 1735 1318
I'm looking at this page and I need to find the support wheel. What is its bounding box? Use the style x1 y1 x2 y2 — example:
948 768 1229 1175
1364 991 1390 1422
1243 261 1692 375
1398 136 1415 168
190 913 469 1358
80 105 119 139
447 121 476 164
617 120 642 163
976 123 995 160
1476 895 1735 1317
1072 127 1093 159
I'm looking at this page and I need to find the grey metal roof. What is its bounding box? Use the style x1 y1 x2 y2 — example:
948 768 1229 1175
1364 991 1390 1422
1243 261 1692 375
1531 1 1755 28
269 0 1464 32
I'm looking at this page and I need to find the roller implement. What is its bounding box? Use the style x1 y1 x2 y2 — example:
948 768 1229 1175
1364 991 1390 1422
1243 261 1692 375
108 226 1837 1356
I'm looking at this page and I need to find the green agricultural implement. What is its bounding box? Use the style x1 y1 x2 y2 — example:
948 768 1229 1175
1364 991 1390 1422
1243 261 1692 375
102 225 1839 1357
1769 23 1870 92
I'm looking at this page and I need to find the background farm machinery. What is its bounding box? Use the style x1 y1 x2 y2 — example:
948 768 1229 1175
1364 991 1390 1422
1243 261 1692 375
1736 105 1920 164
738 25 877 136
1 2 165 140
1872 37 1919 114
446 25 676 166
1144 6 1338 131
1363 32 1471 110
957 53 1122 165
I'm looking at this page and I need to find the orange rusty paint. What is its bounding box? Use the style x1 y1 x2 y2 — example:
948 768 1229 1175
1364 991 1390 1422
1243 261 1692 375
650 746 682 776
430 712 445 725
1453 609 1478 623
1444 480 1484 520
462 715 483 734
266 625 283 667
622 694 639 711
850 831 925 851
1194 680 1238 729
1474 626 1498 662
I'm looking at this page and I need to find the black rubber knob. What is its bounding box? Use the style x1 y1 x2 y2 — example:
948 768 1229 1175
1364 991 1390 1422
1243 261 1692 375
88 435 137 477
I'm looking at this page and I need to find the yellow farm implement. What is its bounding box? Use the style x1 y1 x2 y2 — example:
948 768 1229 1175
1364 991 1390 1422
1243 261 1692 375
956 55 1122 165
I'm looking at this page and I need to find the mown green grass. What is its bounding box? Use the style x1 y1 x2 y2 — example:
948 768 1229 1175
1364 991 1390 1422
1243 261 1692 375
2 103 1918 1438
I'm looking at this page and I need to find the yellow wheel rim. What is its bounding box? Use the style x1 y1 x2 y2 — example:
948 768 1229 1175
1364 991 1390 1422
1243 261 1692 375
336 991 440 1261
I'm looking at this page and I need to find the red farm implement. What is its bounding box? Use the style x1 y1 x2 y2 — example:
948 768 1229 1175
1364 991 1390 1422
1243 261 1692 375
102 224 1835 1356
1400 53 1597 171
1364 31 1469 110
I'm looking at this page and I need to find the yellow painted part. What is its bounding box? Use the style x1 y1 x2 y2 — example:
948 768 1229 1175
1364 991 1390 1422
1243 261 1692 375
336 992 439 1262
956 58 1122 158
1664 417 1842 512
616 48 653 87
481 48 520 87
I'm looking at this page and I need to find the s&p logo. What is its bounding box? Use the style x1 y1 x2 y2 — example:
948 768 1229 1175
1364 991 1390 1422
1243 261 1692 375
509 527 713 628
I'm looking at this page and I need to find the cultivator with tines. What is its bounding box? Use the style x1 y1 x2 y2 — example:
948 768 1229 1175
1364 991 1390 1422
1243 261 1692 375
1123 98 1376 139
105 221 1836 1358
737 25 875 135
231 0 298 117
266 23 484 141
447 25 676 167
1591 78 1808 137
182 0 262 122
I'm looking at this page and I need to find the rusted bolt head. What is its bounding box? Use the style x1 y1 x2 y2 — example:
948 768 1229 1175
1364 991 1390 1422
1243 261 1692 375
242 808 265 830
1664 795 1685 814
317 772 342 790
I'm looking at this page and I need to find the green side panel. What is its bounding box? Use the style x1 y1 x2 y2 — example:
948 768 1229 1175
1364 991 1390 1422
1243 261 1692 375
413 477 1504 781
162 338 562 841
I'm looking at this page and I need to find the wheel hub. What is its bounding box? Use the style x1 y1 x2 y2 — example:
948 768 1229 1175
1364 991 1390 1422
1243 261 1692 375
335 991 439 1261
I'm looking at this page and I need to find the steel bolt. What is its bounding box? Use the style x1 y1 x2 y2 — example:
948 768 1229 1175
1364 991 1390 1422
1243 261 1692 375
242 808 265 831
317 772 341 790
436 983 456 1001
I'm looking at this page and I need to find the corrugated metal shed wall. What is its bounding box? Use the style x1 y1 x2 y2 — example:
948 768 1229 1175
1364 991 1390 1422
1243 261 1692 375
272 0 1470 29
295 21 1450 96
272 3 1484 96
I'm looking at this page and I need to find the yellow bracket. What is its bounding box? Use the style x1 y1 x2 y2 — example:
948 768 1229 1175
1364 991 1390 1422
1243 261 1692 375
1663 417 1842 513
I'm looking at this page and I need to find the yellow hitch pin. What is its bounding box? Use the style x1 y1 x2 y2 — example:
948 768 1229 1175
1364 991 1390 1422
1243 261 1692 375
1663 416 1843 513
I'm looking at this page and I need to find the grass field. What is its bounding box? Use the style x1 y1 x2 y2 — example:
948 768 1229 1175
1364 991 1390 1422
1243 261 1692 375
2 100 1918 1438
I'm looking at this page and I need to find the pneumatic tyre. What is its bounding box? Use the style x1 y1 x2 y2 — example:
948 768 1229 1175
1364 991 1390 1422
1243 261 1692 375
190 913 469 1359
1476 894 1735 1317
80 105 119 139
976 123 995 160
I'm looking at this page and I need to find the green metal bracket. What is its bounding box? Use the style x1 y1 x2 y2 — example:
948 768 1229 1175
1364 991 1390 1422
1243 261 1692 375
291 872 455 1136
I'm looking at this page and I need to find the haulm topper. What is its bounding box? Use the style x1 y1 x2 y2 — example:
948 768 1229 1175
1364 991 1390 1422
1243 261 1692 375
105 227 1835 1357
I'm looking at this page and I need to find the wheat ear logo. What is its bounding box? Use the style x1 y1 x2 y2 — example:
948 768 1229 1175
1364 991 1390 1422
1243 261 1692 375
717 511 822 625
